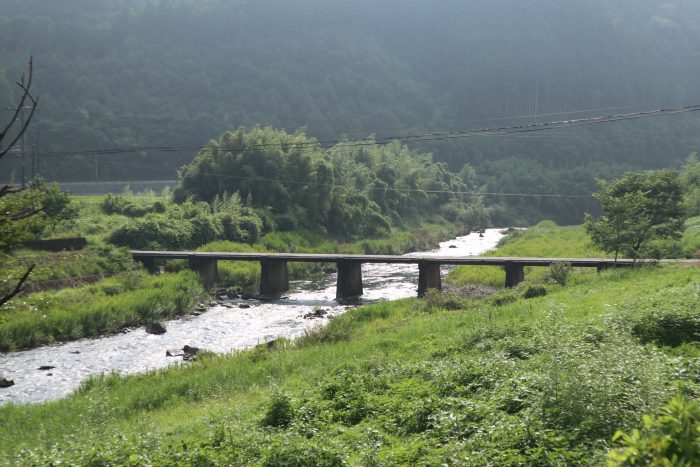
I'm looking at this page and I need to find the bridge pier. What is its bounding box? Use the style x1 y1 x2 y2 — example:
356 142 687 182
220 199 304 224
336 260 363 301
504 262 525 288
418 262 442 297
136 256 158 273
260 259 289 299
188 257 219 289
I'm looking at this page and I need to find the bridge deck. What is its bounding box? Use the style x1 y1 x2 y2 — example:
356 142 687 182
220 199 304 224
129 250 689 267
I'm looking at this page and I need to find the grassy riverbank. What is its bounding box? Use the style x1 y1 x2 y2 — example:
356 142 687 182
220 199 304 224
0 271 206 352
1 191 461 350
1 264 698 465
446 221 604 288
447 218 700 288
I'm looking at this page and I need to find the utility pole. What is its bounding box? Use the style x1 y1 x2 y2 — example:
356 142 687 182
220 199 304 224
5 105 38 187
20 107 25 188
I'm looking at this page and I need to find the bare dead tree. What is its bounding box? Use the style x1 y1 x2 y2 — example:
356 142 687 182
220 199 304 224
0 57 39 307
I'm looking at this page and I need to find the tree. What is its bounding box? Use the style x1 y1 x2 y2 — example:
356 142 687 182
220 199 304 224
584 170 685 261
0 58 39 307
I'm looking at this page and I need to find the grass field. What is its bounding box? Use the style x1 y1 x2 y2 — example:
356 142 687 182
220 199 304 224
2 216 698 464
1 264 697 465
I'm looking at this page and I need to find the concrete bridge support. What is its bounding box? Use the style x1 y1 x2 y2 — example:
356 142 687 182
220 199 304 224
188 257 219 289
418 262 442 297
136 256 158 273
260 259 289 299
336 260 363 301
504 262 525 288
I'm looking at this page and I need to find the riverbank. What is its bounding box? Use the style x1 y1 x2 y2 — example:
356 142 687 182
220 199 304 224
1 262 697 464
0 217 460 352
0 229 502 405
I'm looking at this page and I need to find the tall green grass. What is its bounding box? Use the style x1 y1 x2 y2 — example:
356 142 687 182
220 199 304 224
0 266 697 465
0 271 205 351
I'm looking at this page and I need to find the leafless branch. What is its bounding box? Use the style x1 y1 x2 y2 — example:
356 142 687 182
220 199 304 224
11 207 43 222
0 56 39 159
0 185 25 198
0 264 35 308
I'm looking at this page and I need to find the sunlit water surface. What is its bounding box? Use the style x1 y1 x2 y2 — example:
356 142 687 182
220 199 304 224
0 229 503 404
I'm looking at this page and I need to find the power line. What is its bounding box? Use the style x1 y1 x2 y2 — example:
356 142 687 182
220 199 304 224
90 159 595 200
32 103 700 159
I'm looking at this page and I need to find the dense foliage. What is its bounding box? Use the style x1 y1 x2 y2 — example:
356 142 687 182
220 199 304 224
609 397 700 465
174 127 487 239
108 193 265 249
2 0 700 222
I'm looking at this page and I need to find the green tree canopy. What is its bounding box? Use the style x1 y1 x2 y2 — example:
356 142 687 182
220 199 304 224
174 127 486 239
584 170 685 260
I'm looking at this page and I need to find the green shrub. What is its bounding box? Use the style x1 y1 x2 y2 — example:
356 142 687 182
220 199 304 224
263 442 344 467
240 217 262 243
622 283 700 347
261 391 295 428
189 214 223 247
109 215 191 249
491 289 520 306
609 397 700 465
415 289 469 313
630 309 700 347
548 261 572 286
523 284 547 299
100 194 130 215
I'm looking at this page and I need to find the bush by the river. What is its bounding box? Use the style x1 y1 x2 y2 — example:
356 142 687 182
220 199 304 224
108 194 264 249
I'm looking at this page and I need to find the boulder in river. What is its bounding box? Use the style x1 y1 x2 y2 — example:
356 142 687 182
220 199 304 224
239 303 251 309
145 321 167 335
0 375 14 388
449 245 457 249
183 345 201 361
38 366 55 371
183 345 200 355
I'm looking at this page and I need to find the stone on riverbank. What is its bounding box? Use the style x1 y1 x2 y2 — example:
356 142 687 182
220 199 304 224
145 321 167 335
0 375 14 388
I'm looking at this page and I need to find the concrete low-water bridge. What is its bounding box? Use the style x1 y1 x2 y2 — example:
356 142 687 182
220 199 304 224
130 250 667 301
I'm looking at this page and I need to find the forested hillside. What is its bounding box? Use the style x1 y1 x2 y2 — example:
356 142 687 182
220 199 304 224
2 0 700 222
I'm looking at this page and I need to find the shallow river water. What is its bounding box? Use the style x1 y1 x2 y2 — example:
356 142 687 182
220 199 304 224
0 229 503 405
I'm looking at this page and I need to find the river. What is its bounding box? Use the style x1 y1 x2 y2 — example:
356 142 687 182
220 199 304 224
0 229 503 405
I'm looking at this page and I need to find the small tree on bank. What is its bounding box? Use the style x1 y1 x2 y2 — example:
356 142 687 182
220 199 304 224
584 170 685 261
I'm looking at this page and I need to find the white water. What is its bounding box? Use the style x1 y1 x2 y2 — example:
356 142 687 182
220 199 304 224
0 229 503 405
